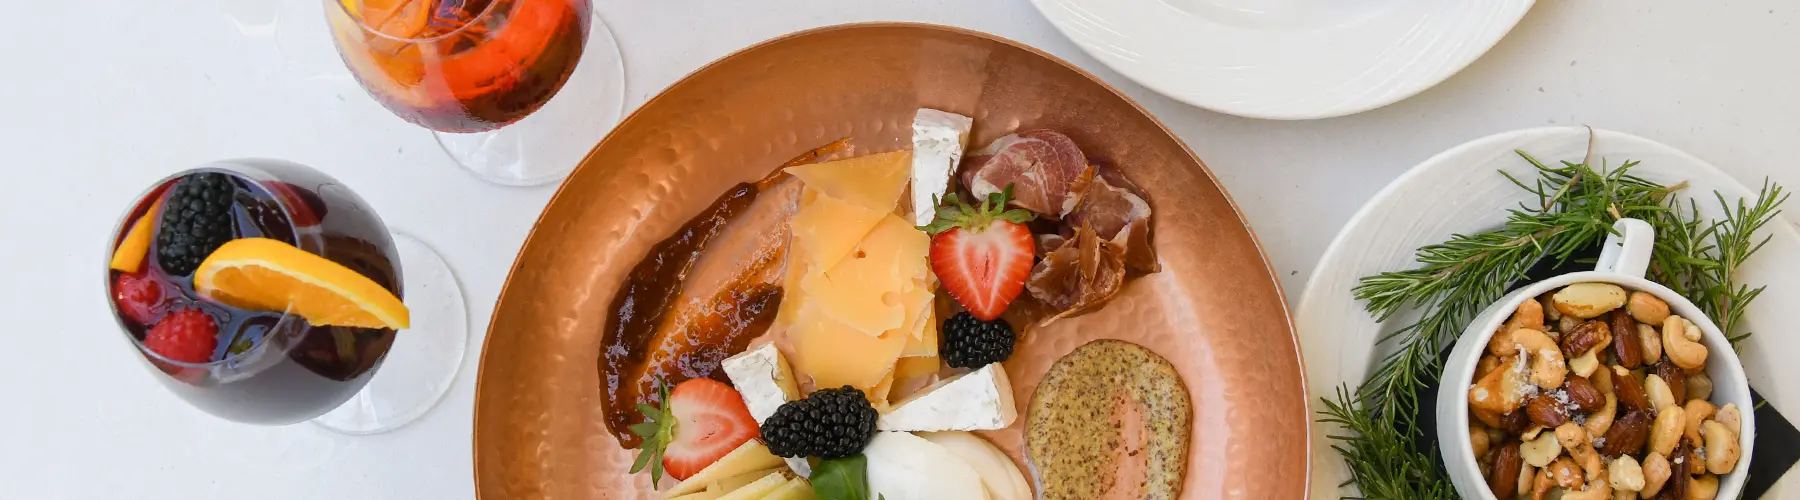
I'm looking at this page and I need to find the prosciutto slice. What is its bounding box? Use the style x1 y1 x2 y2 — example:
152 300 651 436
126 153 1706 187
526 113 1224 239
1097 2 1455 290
1024 225 1127 326
1065 165 1158 273
960 130 1090 219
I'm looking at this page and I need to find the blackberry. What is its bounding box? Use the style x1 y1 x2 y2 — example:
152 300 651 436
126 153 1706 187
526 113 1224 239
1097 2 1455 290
157 173 238 276
760 385 877 458
941 311 1015 369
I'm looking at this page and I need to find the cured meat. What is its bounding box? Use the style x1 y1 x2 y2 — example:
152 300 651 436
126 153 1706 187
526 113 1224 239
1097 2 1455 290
960 130 1090 219
1065 164 1158 273
1024 225 1127 326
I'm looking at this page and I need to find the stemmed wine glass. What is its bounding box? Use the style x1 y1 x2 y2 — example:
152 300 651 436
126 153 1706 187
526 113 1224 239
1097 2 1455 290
324 0 623 186
105 158 467 433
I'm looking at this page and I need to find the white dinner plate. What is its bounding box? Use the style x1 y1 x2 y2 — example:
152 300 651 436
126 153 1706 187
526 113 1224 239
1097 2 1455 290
1295 126 1800 497
1028 0 1534 120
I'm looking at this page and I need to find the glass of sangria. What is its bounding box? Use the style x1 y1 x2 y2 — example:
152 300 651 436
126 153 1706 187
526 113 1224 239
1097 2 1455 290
325 0 624 186
105 159 467 433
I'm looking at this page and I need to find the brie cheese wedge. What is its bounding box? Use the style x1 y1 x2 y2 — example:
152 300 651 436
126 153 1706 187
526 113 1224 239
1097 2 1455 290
909 108 973 226
721 343 799 424
876 363 1016 432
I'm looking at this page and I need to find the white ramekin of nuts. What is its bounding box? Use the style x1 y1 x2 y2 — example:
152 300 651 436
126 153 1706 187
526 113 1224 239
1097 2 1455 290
1436 218 1755 500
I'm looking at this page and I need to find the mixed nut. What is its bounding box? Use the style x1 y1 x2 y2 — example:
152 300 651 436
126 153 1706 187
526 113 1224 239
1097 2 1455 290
1469 283 1743 500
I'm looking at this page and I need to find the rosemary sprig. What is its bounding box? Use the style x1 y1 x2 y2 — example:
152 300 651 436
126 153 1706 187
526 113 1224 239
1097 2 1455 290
1323 149 1785 499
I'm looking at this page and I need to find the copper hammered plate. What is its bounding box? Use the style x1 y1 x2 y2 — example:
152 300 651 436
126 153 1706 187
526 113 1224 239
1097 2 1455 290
474 23 1309 499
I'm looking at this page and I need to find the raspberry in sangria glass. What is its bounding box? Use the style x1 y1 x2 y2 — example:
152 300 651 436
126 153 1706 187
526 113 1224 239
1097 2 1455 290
105 159 466 432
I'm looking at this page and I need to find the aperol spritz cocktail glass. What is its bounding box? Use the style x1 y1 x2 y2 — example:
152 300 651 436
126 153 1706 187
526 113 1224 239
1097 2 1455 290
325 0 623 185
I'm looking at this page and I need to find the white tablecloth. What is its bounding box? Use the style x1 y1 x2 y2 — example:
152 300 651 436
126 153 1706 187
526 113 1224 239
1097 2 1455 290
4 0 1797 498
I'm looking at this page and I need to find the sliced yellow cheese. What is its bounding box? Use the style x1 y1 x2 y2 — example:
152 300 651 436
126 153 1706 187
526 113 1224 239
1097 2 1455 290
714 471 789 500
762 478 817 500
664 440 785 496
900 303 938 357
791 189 887 273
790 304 910 390
894 355 941 381
803 215 931 336
666 489 725 500
784 150 912 211
864 369 897 411
707 467 784 494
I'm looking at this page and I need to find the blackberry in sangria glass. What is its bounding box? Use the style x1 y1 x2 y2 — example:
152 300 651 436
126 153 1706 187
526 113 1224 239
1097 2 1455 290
104 158 467 433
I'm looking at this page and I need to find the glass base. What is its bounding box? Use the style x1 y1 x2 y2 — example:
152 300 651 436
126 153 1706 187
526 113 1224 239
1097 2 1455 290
435 12 627 187
312 232 467 435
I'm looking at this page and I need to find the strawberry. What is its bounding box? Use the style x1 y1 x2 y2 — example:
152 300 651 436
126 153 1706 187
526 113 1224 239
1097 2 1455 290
922 186 1037 321
629 378 760 484
144 308 219 364
112 270 163 326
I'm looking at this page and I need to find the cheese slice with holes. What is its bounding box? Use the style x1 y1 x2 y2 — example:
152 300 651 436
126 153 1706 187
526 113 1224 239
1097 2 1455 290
790 189 885 273
784 150 912 211
790 303 911 390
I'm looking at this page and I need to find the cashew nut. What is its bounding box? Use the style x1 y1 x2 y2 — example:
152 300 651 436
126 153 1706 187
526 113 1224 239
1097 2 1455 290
1585 392 1618 438
1639 452 1671 499
1627 291 1671 325
1702 420 1741 474
1613 490 1636 500
1548 456 1585 489
1520 429 1563 467
1662 316 1708 371
1638 324 1663 364
1685 372 1713 401
1649 405 1686 457
1476 353 1502 382
1591 365 1615 395
1689 474 1718 500
1570 346 1603 378
1494 298 1547 356
1555 283 1629 319
1512 328 1568 389
1471 425 1492 458
1470 354 1528 415
1519 464 1538 500
1563 479 1615 500
1644 374 1677 412
1557 422 1605 479
1532 462 1556 500
1683 399 1716 446
1609 454 1645 492
1542 294 1563 321
1713 404 1742 435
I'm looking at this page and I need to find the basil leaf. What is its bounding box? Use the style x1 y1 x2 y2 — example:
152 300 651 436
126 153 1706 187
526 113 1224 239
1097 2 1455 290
810 455 871 500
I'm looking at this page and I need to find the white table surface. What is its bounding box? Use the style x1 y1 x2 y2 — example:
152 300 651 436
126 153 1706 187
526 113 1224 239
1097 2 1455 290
5 1 1798 498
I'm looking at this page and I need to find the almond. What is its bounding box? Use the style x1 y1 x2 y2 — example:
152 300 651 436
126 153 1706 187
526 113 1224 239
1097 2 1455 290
1598 409 1650 457
1560 321 1613 360
1488 441 1524 498
1609 309 1644 369
1654 360 1687 404
1501 408 1532 434
1563 376 1603 413
1615 367 1653 412
1527 395 1569 427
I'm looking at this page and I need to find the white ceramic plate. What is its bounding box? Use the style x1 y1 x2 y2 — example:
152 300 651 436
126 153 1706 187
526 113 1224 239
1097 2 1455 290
1295 126 1800 497
1028 0 1533 120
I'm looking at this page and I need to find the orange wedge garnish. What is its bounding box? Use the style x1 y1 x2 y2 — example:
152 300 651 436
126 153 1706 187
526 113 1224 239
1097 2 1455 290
195 238 409 329
109 203 161 273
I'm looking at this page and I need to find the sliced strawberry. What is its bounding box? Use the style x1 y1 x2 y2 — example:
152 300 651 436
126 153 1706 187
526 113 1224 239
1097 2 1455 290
923 187 1037 321
663 378 760 480
629 378 760 484
112 270 164 326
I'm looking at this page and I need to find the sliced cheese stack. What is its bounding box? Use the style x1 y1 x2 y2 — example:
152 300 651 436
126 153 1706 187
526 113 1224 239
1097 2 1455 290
779 150 941 409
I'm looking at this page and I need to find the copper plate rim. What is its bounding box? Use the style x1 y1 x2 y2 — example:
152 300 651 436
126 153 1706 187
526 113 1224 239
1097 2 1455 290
472 21 1311 497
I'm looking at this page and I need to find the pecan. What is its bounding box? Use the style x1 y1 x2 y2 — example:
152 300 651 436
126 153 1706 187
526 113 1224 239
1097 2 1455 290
1598 409 1651 457
1488 441 1524 498
1615 368 1652 412
1563 376 1604 413
1654 360 1687 404
1561 320 1612 359
1609 309 1644 368
1527 395 1569 427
